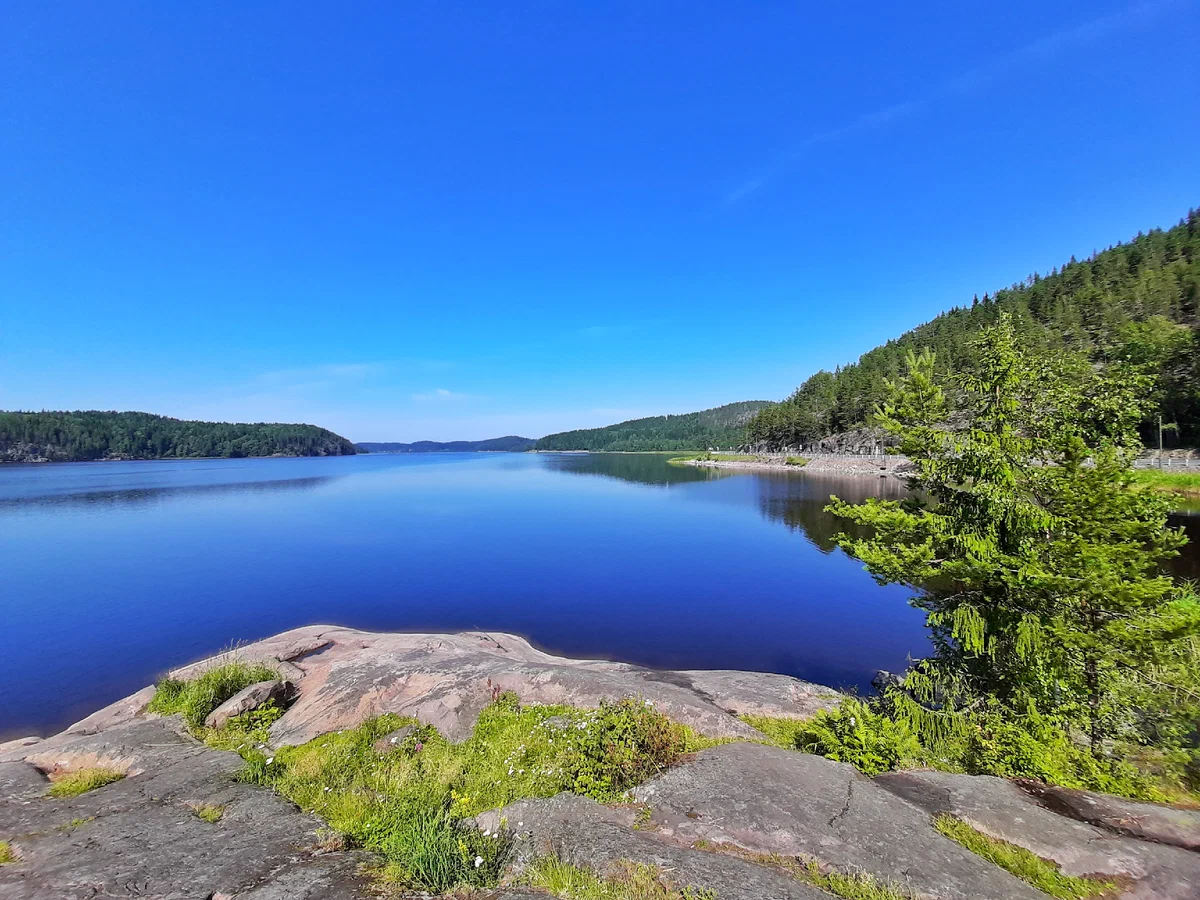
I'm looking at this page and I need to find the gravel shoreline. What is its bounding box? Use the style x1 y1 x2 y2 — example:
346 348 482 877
680 453 911 477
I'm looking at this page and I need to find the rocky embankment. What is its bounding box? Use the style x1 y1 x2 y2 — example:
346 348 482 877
2 626 1199 899
681 453 912 477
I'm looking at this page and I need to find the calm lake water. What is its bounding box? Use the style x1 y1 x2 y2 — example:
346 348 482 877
2 452 1195 740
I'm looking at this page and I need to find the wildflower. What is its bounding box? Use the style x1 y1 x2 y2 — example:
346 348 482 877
265 757 274 765
414 742 423 752
474 855 484 868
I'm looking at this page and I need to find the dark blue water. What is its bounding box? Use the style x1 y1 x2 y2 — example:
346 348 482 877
0 453 930 738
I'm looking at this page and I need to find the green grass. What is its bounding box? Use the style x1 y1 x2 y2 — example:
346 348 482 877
934 815 1114 898
1133 468 1200 496
785 456 808 466
192 804 224 823
229 693 702 893
0 841 15 865
147 659 282 731
525 857 716 899
46 767 126 798
740 713 811 749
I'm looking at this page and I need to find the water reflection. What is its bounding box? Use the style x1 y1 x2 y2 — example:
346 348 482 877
0 475 335 512
539 452 733 486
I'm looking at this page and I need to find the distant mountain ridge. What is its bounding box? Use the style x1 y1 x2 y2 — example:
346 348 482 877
356 436 535 453
534 401 774 452
0 410 358 462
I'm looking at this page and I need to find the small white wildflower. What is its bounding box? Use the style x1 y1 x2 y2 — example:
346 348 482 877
265 757 274 765
474 856 483 868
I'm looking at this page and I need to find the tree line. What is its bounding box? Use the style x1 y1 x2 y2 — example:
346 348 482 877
534 401 772 452
0 410 358 462
749 209 1200 451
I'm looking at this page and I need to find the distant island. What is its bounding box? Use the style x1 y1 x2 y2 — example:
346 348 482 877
0 411 358 463
356 436 535 453
532 400 774 452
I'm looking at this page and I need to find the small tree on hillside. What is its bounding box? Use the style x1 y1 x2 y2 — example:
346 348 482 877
828 314 1200 752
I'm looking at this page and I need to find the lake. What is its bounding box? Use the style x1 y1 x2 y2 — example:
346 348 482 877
2 452 1195 740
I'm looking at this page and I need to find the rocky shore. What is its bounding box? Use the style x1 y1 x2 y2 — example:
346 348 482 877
2 626 1198 899
679 453 912 477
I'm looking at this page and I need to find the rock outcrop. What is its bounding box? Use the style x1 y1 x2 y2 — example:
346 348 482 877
3 626 1198 899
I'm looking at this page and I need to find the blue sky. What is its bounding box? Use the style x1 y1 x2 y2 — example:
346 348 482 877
2 2 1197 441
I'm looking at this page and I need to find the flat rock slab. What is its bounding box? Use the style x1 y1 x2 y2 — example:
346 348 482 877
0 717 373 900
1019 779 1200 852
166 626 840 746
876 769 1200 899
633 742 1044 900
478 793 831 900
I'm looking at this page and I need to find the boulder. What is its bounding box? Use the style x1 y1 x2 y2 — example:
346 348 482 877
204 680 290 730
876 769 1200 899
633 742 1044 900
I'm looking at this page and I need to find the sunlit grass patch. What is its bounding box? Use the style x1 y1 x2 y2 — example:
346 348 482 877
785 456 808 466
233 693 699 893
934 815 1113 899
1133 468 1200 497
148 659 282 731
526 857 716 900
0 841 15 865
46 767 126 798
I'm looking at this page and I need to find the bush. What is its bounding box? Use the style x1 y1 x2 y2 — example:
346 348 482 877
793 698 922 776
147 660 282 730
566 698 689 800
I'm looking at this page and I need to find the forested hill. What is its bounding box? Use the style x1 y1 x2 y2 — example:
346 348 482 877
749 209 1200 450
356 436 535 452
0 411 358 462
535 401 773 451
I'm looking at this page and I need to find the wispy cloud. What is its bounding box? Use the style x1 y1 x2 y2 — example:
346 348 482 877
412 387 468 402
727 0 1177 203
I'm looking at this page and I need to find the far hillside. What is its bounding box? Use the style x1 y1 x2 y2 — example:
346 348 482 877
0 410 358 463
534 401 774 452
749 209 1200 451
356 436 534 453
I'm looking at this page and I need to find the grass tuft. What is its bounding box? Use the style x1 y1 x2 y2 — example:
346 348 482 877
46 767 126 798
192 803 224 823
691 842 908 900
148 659 282 731
785 456 808 466
0 841 15 865
934 815 1113 898
525 857 716 899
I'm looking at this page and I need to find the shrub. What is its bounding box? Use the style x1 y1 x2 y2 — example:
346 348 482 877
793 698 922 776
147 660 282 730
565 698 689 801
46 768 126 798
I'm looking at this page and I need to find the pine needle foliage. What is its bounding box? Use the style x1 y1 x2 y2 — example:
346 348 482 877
827 314 1200 764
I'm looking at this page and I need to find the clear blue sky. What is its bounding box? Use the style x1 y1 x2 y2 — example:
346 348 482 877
3 2 1198 441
